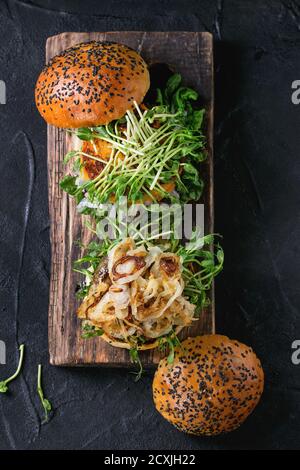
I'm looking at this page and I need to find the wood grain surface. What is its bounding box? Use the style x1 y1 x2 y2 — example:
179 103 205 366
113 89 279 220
47 31 214 366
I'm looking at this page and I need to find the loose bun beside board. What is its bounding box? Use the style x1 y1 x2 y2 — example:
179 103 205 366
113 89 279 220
153 335 264 436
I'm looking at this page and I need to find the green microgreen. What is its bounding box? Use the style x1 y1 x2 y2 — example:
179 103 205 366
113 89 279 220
175 231 224 311
158 331 181 364
37 364 52 424
129 348 144 382
0 344 25 393
81 323 104 339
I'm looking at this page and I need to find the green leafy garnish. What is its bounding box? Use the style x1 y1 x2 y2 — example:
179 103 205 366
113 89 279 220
157 74 204 130
175 231 224 311
129 348 144 382
178 162 204 202
76 127 94 141
59 175 78 196
76 283 90 300
81 323 104 339
74 238 115 299
158 331 181 364
0 344 25 393
37 364 52 424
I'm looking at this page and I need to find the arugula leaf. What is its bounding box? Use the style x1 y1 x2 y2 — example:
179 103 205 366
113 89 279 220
172 86 198 113
81 323 104 339
76 283 89 300
75 128 94 141
176 232 224 310
178 163 204 202
164 73 182 103
59 175 78 196
158 331 181 364
189 108 205 131
60 175 84 204
156 88 164 106
92 126 110 138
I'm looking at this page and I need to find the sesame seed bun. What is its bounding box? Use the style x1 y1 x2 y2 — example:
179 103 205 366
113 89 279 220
153 335 264 436
35 41 150 128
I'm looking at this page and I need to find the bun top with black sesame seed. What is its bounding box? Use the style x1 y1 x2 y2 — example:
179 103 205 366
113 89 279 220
153 335 264 436
35 41 150 129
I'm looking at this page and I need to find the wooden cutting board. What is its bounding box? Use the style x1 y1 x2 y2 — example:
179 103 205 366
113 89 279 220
47 31 214 366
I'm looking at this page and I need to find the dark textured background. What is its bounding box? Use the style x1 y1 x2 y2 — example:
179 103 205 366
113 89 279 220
0 0 299 450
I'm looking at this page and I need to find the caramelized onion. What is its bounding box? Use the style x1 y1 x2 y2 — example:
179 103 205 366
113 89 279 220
160 256 178 276
112 255 146 280
79 237 197 345
151 253 181 280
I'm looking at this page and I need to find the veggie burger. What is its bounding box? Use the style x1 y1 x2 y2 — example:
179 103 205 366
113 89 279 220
35 39 264 437
35 41 222 351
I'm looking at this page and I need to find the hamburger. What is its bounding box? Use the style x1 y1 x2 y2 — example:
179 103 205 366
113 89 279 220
77 237 197 351
34 41 225 369
153 335 264 436
76 234 223 356
35 40 206 206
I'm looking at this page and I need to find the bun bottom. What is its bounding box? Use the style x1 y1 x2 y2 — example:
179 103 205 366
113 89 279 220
100 325 184 351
